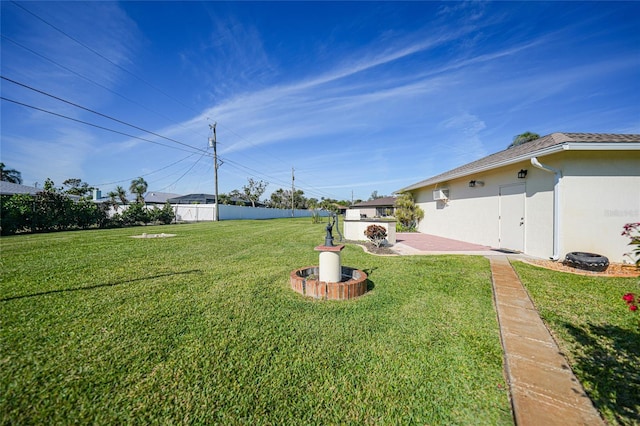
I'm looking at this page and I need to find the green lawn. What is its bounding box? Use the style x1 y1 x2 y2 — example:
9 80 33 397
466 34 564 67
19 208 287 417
1 219 511 424
513 261 640 425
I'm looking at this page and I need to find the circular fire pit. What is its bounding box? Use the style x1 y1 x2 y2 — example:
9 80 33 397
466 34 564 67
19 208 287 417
290 266 368 300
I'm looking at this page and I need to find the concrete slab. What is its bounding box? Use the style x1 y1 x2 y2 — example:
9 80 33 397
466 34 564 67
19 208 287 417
511 387 605 426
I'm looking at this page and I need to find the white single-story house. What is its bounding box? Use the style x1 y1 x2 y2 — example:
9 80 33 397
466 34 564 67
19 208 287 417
397 133 640 263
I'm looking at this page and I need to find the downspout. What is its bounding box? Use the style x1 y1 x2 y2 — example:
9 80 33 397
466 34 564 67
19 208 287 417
531 157 562 260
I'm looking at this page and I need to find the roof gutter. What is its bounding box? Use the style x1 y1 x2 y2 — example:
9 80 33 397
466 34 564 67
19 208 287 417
531 157 562 260
397 142 640 193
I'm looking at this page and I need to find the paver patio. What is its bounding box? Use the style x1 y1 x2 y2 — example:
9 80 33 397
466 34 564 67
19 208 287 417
394 232 499 255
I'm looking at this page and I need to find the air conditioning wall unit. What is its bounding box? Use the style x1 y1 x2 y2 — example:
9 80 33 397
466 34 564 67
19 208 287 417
433 189 449 201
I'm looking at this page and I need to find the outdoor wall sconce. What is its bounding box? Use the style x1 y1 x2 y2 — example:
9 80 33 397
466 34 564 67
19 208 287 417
518 169 528 179
469 180 484 188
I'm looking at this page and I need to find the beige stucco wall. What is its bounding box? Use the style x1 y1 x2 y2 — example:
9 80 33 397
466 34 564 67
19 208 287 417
557 151 640 263
413 163 542 251
409 150 639 262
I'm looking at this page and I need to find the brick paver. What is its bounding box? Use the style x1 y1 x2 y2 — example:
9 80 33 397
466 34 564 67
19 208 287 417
490 256 604 425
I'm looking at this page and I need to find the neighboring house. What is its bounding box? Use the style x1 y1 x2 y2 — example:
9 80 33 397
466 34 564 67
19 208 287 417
144 192 183 205
167 193 217 204
397 133 640 263
0 181 40 196
349 196 397 218
1 181 81 201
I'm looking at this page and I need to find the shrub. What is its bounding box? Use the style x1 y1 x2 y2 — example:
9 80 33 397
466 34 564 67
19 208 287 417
149 202 175 225
364 224 387 247
1 194 29 235
622 222 640 266
394 192 424 232
121 202 149 225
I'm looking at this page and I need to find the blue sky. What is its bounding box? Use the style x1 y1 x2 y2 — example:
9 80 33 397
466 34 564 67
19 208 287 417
2 1 639 202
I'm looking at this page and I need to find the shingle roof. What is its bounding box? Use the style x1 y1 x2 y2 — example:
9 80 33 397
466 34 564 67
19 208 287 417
0 181 39 195
167 193 217 204
398 132 640 192
351 196 397 208
144 191 182 204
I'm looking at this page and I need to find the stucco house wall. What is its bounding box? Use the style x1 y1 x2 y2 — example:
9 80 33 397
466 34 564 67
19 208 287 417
400 133 640 263
558 151 640 261
413 162 555 257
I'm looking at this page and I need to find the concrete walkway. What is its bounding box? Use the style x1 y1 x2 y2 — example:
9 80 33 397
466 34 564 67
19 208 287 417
490 256 604 425
389 234 605 423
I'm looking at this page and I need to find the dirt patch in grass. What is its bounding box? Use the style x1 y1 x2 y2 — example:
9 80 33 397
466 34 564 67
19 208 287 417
522 258 639 277
130 233 176 239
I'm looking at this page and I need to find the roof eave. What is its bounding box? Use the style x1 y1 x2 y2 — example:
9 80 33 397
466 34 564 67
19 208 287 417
396 142 640 192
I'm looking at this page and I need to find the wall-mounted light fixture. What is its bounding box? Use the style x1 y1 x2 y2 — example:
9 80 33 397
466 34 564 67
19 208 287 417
469 180 484 188
518 169 528 179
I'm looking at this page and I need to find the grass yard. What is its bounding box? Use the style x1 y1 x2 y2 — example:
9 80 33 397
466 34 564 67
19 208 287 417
1 219 512 424
512 261 640 425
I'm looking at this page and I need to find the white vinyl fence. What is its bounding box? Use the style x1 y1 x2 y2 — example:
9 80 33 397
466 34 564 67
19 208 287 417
112 204 329 222
175 204 327 221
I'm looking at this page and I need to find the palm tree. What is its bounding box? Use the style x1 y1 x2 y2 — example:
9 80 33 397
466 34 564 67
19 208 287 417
509 132 540 148
0 163 23 184
129 177 148 204
115 186 128 205
107 191 120 212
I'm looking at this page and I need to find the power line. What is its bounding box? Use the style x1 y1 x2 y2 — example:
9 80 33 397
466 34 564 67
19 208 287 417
0 96 210 156
156 151 209 192
1 75 208 155
10 1 201 117
4 13 343 200
91 153 198 187
2 12 346 200
0 34 194 131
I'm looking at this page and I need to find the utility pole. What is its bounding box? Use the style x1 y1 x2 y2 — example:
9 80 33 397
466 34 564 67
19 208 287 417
291 167 295 217
209 123 220 221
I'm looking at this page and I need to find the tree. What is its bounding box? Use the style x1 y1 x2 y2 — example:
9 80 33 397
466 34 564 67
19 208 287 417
63 178 94 198
0 163 22 184
508 131 540 148
369 191 385 201
394 192 424 231
307 198 321 223
129 177 148 204
43 178 59 192
242 178 268 208
115 186 128 205
217 193 232 205
268 188 307 209
107 191 120 211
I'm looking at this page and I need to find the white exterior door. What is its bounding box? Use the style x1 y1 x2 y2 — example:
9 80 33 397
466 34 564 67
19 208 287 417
499 184 525 252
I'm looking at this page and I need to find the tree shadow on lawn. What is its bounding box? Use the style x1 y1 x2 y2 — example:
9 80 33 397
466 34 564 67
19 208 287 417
1 270 203 302
563 322 639 423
